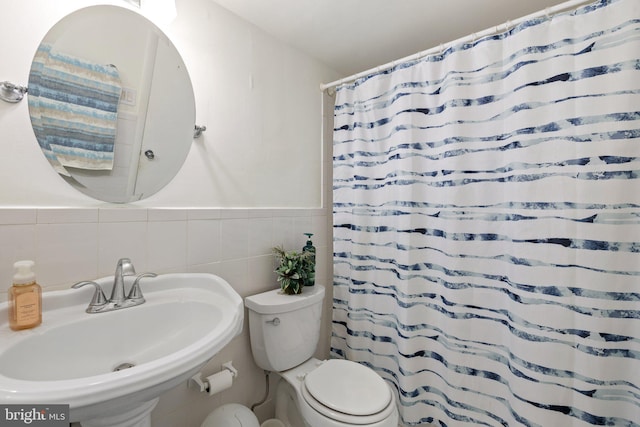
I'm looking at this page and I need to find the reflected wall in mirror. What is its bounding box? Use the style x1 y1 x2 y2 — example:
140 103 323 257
28 5 196 203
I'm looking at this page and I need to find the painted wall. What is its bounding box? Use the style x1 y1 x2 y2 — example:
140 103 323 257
0 0 339 424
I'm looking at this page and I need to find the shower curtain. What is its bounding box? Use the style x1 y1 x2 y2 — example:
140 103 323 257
331 0 640 425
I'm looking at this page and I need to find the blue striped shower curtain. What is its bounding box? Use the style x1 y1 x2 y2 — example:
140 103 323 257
331 0 640 425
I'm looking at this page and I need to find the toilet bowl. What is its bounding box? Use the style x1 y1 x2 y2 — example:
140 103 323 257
245 285 398 427
276 358 397 427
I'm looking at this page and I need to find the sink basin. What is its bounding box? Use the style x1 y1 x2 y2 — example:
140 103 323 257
0 273 243 425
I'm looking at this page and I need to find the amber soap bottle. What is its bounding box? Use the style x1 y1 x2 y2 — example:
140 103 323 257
9 260 42 331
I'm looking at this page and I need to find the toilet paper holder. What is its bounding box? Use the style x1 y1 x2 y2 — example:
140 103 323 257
190 361 238 394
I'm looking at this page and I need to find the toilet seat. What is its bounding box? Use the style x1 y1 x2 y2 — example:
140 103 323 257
301 359 395 425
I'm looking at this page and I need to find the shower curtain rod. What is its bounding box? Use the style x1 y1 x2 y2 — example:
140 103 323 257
320 0 594 91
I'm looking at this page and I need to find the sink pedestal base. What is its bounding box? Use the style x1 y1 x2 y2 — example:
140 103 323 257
79 398 159 427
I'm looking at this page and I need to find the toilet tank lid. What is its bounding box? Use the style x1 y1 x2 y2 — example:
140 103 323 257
245 285 325 315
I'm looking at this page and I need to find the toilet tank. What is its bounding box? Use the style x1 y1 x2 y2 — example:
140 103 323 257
245 285 325 372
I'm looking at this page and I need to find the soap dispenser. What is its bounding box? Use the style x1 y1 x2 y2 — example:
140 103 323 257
302 233 316 286
9 260 42 331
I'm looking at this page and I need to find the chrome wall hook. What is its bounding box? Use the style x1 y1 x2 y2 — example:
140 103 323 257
194 124 206 138
0 81 28 103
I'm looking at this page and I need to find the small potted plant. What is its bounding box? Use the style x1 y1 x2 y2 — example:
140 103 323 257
272 246 314 295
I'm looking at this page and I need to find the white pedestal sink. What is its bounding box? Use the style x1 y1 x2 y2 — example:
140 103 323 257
0 273 244 426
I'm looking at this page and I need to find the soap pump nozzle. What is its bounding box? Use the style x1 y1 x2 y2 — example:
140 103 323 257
303 233 315 251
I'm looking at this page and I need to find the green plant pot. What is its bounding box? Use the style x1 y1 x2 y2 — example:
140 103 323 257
273 246 313 295
281 282 304 295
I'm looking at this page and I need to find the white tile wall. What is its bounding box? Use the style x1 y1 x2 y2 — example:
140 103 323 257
220 218 249 261
0 208 329 297
187 219 221 265
98 221 149 276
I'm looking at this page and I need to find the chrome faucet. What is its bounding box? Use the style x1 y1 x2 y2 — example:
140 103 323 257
72 258 157 313
110 258 136 306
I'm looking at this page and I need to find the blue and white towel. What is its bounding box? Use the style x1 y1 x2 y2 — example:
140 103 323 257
29 44 69 176
29 43 122 172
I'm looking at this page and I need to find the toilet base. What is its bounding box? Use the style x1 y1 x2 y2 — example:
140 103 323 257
275 379 308 427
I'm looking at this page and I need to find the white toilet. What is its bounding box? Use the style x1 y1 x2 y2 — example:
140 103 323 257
245 285 398 427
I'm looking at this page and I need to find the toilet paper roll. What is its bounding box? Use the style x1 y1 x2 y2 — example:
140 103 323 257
206 370 234 396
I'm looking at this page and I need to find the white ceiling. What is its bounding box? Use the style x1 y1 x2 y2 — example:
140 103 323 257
209 0 573 78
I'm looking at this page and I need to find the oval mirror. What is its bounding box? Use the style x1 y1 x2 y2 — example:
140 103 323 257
28 5 196 203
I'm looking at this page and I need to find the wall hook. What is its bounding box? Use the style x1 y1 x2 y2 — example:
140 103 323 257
0 81 28 103
194 124 206 138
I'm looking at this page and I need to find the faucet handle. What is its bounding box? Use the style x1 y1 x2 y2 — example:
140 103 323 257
118 258 136 276
72 281 108 312
127 272 157 303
